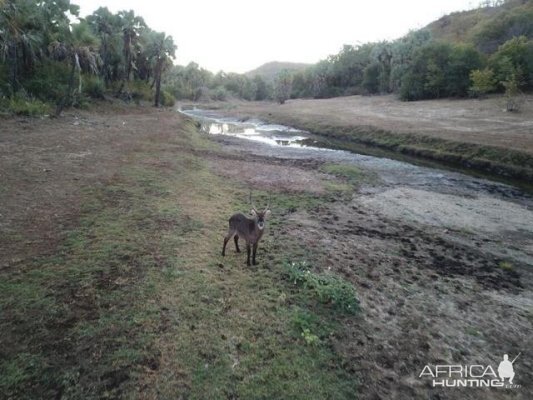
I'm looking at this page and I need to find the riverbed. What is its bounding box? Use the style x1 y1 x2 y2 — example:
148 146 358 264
181 106 533 398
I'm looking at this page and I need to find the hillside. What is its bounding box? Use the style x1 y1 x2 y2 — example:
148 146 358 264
426 0 533 52
245 61 311 82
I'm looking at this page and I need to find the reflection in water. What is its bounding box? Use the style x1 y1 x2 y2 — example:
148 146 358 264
199 121 309 148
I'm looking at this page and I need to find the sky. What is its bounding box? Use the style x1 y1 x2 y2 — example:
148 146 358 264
76 0 479 73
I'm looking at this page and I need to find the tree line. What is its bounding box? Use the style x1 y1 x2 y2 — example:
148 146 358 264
0 0 177 115
2 0 532 115
281 0 533 106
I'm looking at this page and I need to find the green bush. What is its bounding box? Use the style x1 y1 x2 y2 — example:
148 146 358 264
362 62 381 94
469 68 496 97
23 61 70 103
2 95 51 116
83 75 105 99
129 80 153 103
399 71 425 101
284 261 359 314
213 86 228 101
490 36 533 88
160 90 175 107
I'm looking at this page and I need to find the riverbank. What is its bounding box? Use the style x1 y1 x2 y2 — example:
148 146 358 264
1 105 531 399
197 95 533 184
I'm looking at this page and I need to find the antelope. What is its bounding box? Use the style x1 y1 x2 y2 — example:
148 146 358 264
222 194 271 266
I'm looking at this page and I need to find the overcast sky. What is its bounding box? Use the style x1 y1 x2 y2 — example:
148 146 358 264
77 0 478 73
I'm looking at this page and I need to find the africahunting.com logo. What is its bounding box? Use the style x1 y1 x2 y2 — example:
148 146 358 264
419 353 522 388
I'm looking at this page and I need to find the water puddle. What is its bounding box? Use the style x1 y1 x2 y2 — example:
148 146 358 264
182 108 310 148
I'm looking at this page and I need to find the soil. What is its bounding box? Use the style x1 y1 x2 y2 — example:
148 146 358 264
1 104 531 399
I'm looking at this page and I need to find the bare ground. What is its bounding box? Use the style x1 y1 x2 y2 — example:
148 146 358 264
1 105 532 399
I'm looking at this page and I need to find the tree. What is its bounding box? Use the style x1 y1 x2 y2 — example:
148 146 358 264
469 68 496 97
144 31 176 107
86 7 120 84
253 75 270 100
362 62 381 94
446 44 483 96
390 29 432 92
490 36 533 89
117 10 145 82
274 70 292 104
502 71 524 112
0 0 62 94
49 20 100 115
399 41 483 100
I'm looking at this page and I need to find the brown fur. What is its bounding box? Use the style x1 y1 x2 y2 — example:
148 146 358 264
222 208 271 266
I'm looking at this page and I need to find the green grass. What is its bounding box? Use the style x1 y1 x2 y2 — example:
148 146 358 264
0 116 359 399
0 95 51 116
284 261 360 315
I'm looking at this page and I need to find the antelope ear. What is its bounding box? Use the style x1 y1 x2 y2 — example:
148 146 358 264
250 209 257 216
265 209 271 217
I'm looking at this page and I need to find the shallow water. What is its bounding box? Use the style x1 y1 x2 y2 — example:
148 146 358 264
180 107 532 207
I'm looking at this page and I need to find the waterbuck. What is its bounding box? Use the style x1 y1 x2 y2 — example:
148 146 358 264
222 197 271 266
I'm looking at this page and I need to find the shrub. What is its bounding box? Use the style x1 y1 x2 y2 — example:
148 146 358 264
362 62 381 94
274 70 293 104
399 71 425 101
83 75 105 99
503 73 524 112
129 80 153 103
284 261 359 314
469 68 496 97
3 95 51 116
23 61 70 103
160 90 175 107
213 86 228 101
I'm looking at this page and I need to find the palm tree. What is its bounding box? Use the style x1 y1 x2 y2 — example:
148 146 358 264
118 10 145 82
144 31 176 106
86 7 119 84
0 0 43 94
49 21 100 115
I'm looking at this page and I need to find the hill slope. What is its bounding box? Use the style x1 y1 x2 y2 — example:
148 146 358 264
426 0 533 52
245 61 311 82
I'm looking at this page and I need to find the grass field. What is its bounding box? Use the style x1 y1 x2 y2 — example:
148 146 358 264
0 107 361 399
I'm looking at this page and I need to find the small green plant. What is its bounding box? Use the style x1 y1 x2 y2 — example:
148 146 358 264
284 261 359 314
301 328 320 346
499 261 514 270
